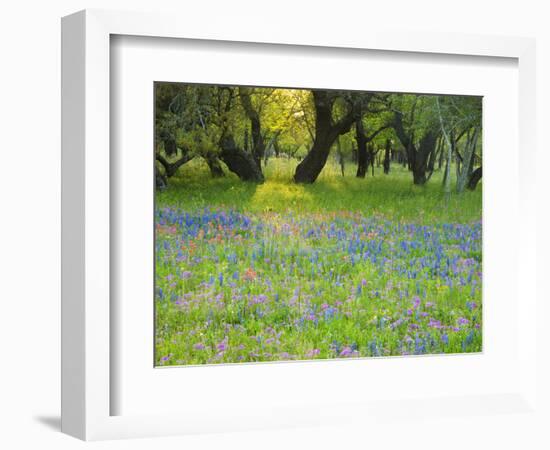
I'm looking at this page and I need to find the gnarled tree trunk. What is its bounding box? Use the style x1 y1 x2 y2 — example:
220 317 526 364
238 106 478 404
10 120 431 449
219 135 264 182
456 127 480 193
156 152 194 179
204 154 225 178
294 90 358 183
392 111 438 186
412 130 438 185
239 88 265 170
355 120 389 178
467 166 482 190
426 136 441 182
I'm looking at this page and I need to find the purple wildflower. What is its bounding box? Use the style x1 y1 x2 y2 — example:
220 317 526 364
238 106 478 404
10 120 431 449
339 346 353 357
181 271 192 279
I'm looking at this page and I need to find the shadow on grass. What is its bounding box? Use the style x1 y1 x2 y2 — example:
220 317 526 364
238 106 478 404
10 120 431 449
156 158 482 223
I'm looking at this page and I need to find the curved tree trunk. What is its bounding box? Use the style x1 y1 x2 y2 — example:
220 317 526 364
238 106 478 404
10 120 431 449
467 166 482 190
425 137 440 182
204 154 225 178
412 130 438 185
219 135 264 182
294 90 358 184
156 152 194 179
294 135 338 183
239 88 265 170
456 127 480 193
392 111 438 185
355 119 389 179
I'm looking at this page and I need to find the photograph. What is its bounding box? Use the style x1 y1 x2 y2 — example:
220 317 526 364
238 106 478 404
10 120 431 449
0 0 542 446
154 83 482 366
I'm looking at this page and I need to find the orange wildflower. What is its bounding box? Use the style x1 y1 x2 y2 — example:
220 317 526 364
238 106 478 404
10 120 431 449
244 267 257 281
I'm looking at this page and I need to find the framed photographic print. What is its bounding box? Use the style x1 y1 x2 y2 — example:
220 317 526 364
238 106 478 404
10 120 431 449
152 82 483 367
62 9 539 441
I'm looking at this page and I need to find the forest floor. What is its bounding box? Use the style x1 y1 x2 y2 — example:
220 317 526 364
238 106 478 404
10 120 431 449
155 158 482 366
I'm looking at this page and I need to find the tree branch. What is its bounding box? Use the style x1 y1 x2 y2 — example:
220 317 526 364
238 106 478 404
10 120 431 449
366 125 390 142
156 151 194 178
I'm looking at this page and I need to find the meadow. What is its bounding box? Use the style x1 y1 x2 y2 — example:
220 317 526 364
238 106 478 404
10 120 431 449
155 158 482 366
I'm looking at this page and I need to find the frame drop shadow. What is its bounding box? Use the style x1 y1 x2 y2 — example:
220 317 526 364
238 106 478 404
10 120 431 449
34 415 61 431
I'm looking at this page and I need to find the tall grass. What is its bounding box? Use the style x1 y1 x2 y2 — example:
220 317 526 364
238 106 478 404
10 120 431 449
157 158 481 223
155 158 482 366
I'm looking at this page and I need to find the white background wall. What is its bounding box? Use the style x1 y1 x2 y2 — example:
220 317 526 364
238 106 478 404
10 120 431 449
0 1 548 449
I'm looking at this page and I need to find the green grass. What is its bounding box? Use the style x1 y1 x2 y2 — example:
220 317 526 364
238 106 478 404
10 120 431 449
155 158 482 366
157 157 481 223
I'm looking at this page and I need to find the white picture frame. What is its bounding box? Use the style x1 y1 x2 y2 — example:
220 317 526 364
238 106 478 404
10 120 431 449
61 9 538 441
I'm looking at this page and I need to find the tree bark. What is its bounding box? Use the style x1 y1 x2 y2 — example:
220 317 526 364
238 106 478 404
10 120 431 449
355 119 368 178
219 134 264 182
426 137 440 181
336 137 345 177
438 141 445 169
243 127 249 153
294 90 358 183
436 97 453 193
204 154 225 178
239 88 265 169
414 130 438 185
467 166 482 190
155 164 167 190
264 130 282 166
156 152 194 178
392 111 437 185
456 127 479 193
355 120 388 178
383 138 391 174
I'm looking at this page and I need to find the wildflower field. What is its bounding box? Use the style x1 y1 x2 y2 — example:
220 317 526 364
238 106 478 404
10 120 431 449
155 160 482 366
